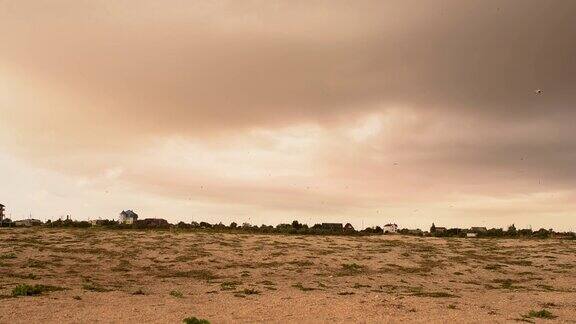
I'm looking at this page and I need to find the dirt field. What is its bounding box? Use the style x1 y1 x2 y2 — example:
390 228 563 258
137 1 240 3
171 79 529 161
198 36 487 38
1 228 575 323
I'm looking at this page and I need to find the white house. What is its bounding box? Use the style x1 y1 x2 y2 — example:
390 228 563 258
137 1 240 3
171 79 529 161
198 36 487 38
383 223 398 234
119 210 138 224
466 232 478 238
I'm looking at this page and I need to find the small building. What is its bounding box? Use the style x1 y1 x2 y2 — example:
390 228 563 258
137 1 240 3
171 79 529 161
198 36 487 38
119 210 138 224
470 227 487 233
321 223 343 231
466 232 478 238
344 223 355 231
383 223 398 234
14 219 42 227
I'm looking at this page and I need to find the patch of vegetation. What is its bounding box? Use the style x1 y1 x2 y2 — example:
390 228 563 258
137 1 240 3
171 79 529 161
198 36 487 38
0 253 17 259
491 278 524 290
132 288 146 295
160 269 218 281
523 309 556 320
242 288 260 295
411 291 458 298
292 283 315 291
170 290 184 298
12 284 65 297
220 281 241 291
82 282 111 292
183 317 210 324
339 263 365 276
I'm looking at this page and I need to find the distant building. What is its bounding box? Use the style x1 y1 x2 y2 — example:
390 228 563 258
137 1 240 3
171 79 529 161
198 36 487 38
321 223 343 231
466 232 478 238
435 227 447 233
119 210 138 224
383 223 398 234
14 219 42 227
470 227 487 233
344 223 355 231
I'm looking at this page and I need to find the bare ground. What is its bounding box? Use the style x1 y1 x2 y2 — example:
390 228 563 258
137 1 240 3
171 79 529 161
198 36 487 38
1 228 575 323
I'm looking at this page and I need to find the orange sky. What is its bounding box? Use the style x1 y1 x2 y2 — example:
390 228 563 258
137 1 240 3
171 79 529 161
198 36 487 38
1 0 575 230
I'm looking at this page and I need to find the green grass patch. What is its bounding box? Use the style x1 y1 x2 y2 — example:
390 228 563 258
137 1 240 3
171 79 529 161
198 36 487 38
12 284 65 297
183 317 210 324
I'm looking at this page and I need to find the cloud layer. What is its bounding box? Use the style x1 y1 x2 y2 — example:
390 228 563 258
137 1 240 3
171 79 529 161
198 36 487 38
1 0 575 229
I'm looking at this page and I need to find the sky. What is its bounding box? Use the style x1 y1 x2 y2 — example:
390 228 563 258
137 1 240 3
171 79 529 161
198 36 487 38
1 0 575 230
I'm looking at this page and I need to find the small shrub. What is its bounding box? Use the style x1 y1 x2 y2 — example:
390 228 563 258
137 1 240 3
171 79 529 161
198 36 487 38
12 284 65 297
242 288 260 295
220 281 240 291
132 288 146 295
183 317 210 324
525 309 556 319
339 263 365 276
170 290 184 298
0 253 17 259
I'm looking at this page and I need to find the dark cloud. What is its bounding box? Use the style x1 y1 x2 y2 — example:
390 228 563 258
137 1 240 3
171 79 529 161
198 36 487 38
1 0 575 227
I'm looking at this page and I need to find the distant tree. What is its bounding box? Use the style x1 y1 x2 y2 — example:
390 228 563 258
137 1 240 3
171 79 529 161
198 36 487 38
507 224 517 236
291 220 302 230
199 221 212 228
230 222 237 229
430 223 436 233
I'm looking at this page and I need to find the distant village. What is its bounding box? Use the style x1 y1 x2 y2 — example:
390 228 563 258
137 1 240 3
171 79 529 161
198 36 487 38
0 204 574 239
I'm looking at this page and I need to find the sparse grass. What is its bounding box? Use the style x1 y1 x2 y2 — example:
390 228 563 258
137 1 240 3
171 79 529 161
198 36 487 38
220 281 241 291
292 283 315 291
523 309 556 319
12 284 65 297
82 282 110 292
242 288 260 295
159 269 218 280
132 288 146 295
0 253 17 259
339 263 365 275
170 290 184 298
183 317 210 324
411 291 458 298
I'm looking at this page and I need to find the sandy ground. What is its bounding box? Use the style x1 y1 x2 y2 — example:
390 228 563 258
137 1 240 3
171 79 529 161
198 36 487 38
1 228 575 323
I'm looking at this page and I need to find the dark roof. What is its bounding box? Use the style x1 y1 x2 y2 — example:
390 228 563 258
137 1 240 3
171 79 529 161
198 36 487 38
384 223 397 226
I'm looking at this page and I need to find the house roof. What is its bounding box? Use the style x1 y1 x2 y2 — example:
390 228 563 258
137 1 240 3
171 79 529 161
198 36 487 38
120 210 138 217
384 223 397 227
